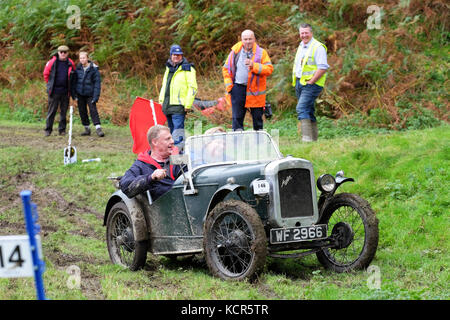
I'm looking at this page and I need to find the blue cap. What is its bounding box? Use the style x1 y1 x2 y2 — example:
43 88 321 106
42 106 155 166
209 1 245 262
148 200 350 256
170 44 183 55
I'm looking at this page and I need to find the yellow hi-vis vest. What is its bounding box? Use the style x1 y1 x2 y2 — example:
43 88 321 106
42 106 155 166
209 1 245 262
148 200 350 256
159 63 197 110
292 39 327 87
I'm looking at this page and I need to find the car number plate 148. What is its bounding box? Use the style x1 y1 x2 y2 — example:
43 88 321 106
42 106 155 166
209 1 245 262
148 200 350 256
270 225 327 244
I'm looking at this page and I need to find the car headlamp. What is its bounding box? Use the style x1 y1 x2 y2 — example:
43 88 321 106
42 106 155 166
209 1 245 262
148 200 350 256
317 174 336 193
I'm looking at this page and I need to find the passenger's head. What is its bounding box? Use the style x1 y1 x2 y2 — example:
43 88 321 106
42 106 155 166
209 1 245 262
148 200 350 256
203 128 227 163
147 125 174 158
204 127 226 135
204 139 226 163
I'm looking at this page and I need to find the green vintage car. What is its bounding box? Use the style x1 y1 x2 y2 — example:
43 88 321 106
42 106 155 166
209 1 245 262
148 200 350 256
104 131 379 280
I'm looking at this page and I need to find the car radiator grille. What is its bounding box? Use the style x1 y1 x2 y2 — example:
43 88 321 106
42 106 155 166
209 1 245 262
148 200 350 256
278 168 314 218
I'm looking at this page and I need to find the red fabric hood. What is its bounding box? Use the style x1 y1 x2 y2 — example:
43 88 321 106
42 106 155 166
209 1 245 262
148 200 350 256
136 150 175 180
137 150 153 164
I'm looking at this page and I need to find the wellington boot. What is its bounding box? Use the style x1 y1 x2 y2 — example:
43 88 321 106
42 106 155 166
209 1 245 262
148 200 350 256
301 119 313 142
297 121 302 138
311 121 318 141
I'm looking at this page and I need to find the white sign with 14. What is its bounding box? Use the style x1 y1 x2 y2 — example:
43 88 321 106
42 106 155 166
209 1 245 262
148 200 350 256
0 235 42 278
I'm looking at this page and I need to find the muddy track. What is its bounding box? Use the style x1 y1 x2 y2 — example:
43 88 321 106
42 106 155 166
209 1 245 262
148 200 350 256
0 123 133 153
0 122 297 299
0 123 133 299
0 175 108 298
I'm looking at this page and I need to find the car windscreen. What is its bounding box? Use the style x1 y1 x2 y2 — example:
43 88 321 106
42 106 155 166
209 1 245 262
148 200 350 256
187 131 281 169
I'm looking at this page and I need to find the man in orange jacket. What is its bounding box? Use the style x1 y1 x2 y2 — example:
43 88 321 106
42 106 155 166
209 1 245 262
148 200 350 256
223 30 273 131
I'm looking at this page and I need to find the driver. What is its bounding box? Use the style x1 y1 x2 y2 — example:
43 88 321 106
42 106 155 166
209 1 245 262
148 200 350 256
120 125 183 201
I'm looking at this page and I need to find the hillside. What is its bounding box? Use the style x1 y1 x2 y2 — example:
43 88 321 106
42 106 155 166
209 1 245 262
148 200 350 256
0 0 448 128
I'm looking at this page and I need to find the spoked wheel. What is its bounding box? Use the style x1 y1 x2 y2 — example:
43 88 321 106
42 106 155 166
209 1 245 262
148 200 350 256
317 193 379 272
106 202 147 271
203 200 267 281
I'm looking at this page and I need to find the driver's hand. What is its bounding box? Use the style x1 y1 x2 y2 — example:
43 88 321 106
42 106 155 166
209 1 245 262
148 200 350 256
151 169 167 181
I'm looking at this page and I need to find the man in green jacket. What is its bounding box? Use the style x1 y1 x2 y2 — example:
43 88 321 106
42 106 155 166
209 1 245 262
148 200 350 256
159 45 197 151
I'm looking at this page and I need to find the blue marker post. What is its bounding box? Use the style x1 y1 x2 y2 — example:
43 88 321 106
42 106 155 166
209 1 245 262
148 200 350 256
20 190 47 300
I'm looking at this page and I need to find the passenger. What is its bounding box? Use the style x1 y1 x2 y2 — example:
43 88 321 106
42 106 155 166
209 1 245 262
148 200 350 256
120 125 183 200
190 127 232 167
203 127 227 164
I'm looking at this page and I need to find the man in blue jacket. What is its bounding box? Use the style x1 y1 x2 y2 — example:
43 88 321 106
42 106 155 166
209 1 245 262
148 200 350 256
120 125 183 201
73 51 104 137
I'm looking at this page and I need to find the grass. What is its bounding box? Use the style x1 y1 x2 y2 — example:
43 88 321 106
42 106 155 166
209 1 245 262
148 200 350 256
0 118 448 300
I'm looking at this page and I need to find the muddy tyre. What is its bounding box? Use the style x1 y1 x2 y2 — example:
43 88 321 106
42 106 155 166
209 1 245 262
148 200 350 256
203 200 267 281
316 193 379 272
106 202 147 271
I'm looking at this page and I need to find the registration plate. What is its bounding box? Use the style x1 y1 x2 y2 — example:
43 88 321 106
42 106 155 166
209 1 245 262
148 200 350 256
270 224 327 244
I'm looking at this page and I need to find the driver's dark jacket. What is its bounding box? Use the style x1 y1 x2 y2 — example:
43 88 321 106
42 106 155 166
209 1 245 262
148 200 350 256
119 150 181 201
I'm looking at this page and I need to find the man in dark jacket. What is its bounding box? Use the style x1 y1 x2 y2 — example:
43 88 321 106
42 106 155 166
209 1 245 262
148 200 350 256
120 125 182 201
43 45 75 136
73 51 104 137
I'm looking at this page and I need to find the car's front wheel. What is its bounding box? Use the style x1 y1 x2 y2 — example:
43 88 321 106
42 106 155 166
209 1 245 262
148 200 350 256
316 193 379 272
203 200 267 281
106 202 148 271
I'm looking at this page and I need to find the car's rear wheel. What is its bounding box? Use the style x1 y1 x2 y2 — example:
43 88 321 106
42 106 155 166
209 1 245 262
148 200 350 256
106 202 147 271
316 193 379 272
203 200 267 281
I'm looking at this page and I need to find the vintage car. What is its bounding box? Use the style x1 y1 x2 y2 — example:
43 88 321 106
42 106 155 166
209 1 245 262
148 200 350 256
104 130 379 280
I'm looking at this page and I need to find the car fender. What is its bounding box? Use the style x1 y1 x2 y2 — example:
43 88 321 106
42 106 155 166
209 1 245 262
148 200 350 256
104 190 149 242
318 176 355 216
204 183 246 222
336 176 355 186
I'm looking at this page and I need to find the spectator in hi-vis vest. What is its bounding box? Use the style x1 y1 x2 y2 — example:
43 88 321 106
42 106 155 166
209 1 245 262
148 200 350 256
223 30 273 131
159 45 197 152
292 23 329 142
